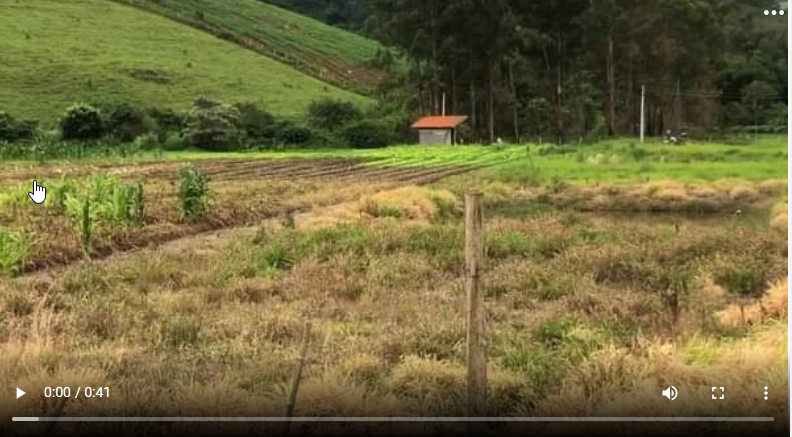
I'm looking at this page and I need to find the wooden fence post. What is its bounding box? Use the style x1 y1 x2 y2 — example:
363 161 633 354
282 320 312 437
465 193 486 420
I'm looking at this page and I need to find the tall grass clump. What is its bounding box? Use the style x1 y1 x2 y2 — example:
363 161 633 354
0 229 31 276
359 186 460 221
715 261 769 324
770 197 787 234
178 165 210 219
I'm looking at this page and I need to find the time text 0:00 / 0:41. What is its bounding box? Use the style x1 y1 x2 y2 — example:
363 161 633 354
43 387 109 398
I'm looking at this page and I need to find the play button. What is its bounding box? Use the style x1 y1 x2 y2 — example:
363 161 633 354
16 388 25 399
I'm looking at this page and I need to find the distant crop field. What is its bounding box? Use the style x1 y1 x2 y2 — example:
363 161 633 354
0 0 371 124
4 136 785 184
113 0 387 92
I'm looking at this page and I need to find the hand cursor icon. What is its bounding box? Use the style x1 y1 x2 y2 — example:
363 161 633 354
29 180 46 204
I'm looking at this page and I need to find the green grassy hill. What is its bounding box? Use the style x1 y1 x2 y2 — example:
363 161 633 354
112 0 386 93
0 0 371 124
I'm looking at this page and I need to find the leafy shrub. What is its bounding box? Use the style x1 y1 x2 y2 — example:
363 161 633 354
308 98 361 131
0 229 31 276
133 132 160 150
178 165 210 219
183 97 244 151
233 102 275 141
0 112 36 142
274 122 314 146
104 102 151 142
342 120 395 148
147 107 185 137
163 132 185 151
61 103 104 140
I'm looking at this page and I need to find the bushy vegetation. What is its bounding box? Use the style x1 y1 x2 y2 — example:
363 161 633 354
103 102 153 142
60 103 104 140
1 93 404 155
342 120 395 149
183 98 245 151
308 98 362 131
0 111 36 142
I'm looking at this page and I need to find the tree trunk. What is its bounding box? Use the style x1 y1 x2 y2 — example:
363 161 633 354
430 5 440 114
508 58 520 142
451 68 457 114
470 79 477 140
606 34 616 136
487 63 495 144
554 31 566 145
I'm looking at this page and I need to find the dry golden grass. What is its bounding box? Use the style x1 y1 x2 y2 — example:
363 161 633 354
297 186 459 231
534 320 787 422
758 178 789 196
480 181 518 203
547 179 781 212
360 186 459 220
1 183 787 422
770 197 788 234
716 279 788 327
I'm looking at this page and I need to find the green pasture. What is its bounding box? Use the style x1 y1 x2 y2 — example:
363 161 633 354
0 0 370 124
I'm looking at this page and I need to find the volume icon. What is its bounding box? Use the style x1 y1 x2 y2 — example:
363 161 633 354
662 386 678 400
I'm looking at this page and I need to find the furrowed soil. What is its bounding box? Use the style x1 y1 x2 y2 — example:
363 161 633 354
0 158 484 273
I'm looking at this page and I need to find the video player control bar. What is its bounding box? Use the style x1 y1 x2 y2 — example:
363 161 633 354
12 417 775 422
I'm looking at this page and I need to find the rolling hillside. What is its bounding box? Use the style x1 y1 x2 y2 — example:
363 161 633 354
0 0 371 124
112 0 387 93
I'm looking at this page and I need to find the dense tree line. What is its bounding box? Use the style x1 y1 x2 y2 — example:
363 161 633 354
262 0 371 30
268 0 788 143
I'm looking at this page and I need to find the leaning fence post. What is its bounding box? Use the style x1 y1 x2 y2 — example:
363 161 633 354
465 193 486 422
282 319 312 437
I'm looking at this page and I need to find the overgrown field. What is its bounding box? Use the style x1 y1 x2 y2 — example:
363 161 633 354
1 183 787 434
0 136 787 435
0 0 370 123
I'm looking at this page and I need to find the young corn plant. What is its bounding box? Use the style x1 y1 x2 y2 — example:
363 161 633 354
178 165 210 219
130 182 145 227
0 229 31 276
80 198 92 258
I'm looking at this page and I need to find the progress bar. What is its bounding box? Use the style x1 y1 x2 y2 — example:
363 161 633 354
12 417 775 422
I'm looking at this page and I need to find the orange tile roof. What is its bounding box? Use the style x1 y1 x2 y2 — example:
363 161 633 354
411 115 468 129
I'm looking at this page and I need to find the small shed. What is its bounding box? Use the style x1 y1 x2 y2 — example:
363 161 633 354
411 115 468 145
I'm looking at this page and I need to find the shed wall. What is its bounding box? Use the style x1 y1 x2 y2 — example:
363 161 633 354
418 129 452 145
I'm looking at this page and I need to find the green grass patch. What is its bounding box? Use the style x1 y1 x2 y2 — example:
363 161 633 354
0 0 369 124
116 0 384 92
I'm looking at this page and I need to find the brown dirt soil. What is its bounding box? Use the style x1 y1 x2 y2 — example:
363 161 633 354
6 158 482 275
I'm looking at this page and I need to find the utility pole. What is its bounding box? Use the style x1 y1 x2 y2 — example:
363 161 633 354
640 84 646 144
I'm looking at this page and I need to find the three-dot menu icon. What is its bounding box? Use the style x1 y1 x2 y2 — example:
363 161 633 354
764 386 768 400
764 9 785 16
